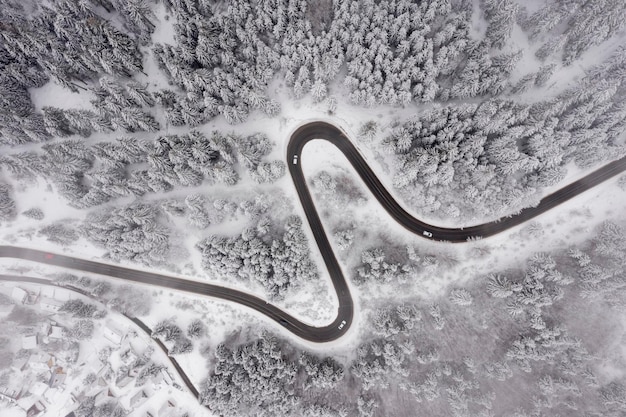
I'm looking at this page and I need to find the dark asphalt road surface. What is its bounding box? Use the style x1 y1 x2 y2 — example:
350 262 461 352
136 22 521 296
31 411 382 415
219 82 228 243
2 121 625 342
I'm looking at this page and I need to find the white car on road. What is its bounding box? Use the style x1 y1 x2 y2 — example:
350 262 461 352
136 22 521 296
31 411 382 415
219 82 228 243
423 230 433 238
293 155 298 165
338 320 347 330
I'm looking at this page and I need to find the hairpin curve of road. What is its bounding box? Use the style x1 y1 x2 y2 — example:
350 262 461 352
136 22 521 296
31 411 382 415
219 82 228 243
2 121 625 343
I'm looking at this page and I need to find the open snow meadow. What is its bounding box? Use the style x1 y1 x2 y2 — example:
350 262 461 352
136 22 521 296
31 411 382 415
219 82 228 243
1 0 626 416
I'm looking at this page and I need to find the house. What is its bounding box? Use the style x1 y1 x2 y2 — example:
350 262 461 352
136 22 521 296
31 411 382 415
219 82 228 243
95 364 114 388
129 389 151 408
0 386 23 403
32 354 54 372
116 374 134 388
11 355 30 373
54 289 72 302
150 371 164 389
25 400 46 417
43 387 62 404
103 322 124 345
119 345 138 366
48 367 67 388
94 388 116 406
11 287 28 304
160 369 173 386
39 297 64 313
29 381 48 397
49 325 64 339
128 365 141 378
30 353 54 373
40 322 51 336
130 338 149 357
41 287 55 299
158 398 177 417
22 334 38 350
24 286 40 305
69 389 85 406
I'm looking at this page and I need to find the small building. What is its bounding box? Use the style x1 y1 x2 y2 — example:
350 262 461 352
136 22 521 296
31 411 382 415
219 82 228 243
129 389 151 409
130 338 149 356
158 398 177 417
29 381 48 397
54 289 72 302
41 287 55 299
150 371 164 389
69 389 85 406
119 346 138 366
40 322 51 336
43 387 62 405
160 369 173 386
22 334 38 350
11 287 28 304
24 286 40 305
95 364 113 389
48 367 67 388
49 325 64 339
39 297 64 313
103 323 124 345
116 374 134 388
129 365 141 378
94 388 116 406
0 386 23 403
26 400 46 417
12 355 30 373
30 353 54 373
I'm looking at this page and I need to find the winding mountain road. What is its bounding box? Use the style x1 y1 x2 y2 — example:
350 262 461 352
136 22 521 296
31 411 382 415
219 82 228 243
2 121 625 342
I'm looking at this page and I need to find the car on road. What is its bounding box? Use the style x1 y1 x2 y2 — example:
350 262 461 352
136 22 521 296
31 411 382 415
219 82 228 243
422 230 433 238
293 155 298 165
44 253 54 259
338 320 346 330
279 318 288 326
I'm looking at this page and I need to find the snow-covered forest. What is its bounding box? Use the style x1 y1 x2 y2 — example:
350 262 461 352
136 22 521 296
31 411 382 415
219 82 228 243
194 220 626 417
1 0 626 416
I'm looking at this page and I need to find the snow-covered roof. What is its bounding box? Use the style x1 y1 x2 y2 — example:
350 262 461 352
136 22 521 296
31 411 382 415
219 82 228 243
129 389 151 408
94 388 116 406
29 381 48 397
103 322 124 345
50 326 64 339
39 297 64 313
11 356 29 372
54 289 72 302
160 369 173 386
43 387 62 404
158 398 177 416
11 287 28 303
22 334 38 350
41 287 55 299
40 321 51 334
48 367 66 388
